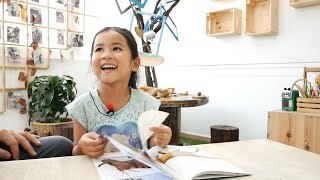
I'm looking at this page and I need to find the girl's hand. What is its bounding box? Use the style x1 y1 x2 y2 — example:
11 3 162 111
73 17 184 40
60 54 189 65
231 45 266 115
78 132 107 158
149 125 172 148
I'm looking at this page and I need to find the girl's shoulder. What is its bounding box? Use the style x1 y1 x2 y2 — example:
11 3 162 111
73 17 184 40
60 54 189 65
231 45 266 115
67 90 96 108
131 88 161 110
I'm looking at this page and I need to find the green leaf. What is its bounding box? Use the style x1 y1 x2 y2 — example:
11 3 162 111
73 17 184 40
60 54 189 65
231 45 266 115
27 75 77 123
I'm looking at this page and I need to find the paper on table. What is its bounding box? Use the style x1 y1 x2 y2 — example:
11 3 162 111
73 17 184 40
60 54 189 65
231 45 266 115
138 110 169 145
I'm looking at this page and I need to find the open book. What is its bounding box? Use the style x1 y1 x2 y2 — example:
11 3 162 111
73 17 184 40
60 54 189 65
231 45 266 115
92 110 250 180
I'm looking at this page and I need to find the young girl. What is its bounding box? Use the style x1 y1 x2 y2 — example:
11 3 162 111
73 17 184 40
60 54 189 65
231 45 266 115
66 27 172 158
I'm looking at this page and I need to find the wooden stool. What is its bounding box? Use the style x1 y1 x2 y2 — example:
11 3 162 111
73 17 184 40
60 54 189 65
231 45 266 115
210 125 239 143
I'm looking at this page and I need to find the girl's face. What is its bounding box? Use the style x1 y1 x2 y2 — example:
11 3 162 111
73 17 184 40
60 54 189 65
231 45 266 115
91 30 139 86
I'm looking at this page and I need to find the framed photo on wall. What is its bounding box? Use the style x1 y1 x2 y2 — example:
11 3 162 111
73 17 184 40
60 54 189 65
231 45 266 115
68 0 84 14
4 23 27 45
68 32 83 47
28 47 49 68
7 2 20 17
5 46 27 67
28 26 48 47
29 0 48 7
5 69 25 89
49 29 66 49
49 0 66 9
28 5 48 27
49 8 66 29
7 90 21 109
68 13 83 32
8 47 21 63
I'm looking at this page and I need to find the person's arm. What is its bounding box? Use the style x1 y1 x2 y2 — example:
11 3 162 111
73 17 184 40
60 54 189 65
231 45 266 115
148 124 172 148
0 129 40 160
72 119 87 155
72 120 107 158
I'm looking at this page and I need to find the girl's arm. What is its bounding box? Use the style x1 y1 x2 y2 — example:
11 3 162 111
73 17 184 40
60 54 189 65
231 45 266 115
72 119 87 155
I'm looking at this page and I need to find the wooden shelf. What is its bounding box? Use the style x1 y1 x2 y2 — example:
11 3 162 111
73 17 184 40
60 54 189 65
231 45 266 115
206 8 242 37
246 0 278 36
268 110 320 154
290 0 320 8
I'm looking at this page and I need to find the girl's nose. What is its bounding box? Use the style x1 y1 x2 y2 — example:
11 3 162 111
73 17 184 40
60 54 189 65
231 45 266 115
102 51 112 60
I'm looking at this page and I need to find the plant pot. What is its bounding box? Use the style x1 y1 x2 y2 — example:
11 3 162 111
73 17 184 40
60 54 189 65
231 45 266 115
32 118 73 137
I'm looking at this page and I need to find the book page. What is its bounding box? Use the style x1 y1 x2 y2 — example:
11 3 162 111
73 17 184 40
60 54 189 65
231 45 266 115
148 145 250 179
138 110 169 145
103 134 180 179
92 153 171 180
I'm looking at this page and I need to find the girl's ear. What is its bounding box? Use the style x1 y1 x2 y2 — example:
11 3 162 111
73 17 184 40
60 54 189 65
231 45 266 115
132 57 140 72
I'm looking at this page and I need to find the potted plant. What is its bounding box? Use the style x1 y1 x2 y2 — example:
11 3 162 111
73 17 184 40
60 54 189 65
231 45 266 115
27 75 77 136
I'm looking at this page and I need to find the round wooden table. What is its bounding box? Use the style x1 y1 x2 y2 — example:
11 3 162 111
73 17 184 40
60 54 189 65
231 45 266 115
159 94 209 145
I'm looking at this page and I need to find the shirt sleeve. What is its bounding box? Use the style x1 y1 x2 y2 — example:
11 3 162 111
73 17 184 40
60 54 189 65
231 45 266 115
143 92 161 111
65 95 88 130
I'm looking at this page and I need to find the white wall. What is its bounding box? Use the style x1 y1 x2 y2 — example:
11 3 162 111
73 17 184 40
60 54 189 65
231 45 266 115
1 0 320 140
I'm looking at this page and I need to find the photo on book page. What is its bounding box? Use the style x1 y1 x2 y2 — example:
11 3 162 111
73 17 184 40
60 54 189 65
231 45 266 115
92 153 172 180
147 145 217 164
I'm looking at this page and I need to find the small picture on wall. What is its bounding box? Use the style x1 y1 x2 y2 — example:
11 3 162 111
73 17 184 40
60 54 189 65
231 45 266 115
56 10 64 23
32 27 42 44
32 49 43 64
31 0 40 3
70 33 83 47
58 30 65 45
7 91 21 109
8 2 20 17
70 14 81 31
7 26 20 44
71 0 80 8
8 47 21 63
55 0 64 4
30 6 42 25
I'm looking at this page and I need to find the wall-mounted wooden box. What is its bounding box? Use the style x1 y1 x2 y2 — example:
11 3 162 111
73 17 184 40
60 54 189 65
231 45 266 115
206 8 242 37
246 0 278 36
290 0 320 8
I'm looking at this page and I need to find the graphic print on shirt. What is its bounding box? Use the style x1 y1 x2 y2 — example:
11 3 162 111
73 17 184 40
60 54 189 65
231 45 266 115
96 121 142 151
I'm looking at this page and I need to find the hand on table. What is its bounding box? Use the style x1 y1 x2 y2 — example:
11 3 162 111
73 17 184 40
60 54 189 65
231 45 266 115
0 129 40 160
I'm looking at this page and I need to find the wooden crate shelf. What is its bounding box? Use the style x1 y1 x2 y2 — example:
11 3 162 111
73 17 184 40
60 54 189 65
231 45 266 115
290 0 320 8
206 8 242 37
268 110 320 154
246 0 278 36
297 98 320 113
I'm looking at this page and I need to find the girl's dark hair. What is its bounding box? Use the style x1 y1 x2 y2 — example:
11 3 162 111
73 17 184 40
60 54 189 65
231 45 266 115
90 27 139 89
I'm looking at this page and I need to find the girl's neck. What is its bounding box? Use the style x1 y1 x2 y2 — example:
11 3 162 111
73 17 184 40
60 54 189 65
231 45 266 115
97 84 131 112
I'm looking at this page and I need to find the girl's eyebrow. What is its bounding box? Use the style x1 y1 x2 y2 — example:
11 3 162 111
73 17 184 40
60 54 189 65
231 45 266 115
111 42 125 47
94 42 124 48
94 43 104 48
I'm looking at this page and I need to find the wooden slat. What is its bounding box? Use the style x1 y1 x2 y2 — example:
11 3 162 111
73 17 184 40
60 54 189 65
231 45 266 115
297 107 320 114
290 0 320 8
297 102 320 109
297 98 320 104
305 67 320 72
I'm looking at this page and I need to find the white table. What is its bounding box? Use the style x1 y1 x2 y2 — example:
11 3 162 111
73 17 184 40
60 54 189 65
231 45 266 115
1 139 320 180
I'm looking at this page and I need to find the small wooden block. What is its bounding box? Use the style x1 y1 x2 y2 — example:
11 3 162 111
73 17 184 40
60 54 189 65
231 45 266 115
192 95 207 99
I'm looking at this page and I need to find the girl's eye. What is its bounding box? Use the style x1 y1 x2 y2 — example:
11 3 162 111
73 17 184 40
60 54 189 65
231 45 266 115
95 48 103 52
113 47 122 51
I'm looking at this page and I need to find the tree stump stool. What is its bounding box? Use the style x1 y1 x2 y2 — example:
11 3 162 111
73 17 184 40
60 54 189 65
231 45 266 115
210 125 239 143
